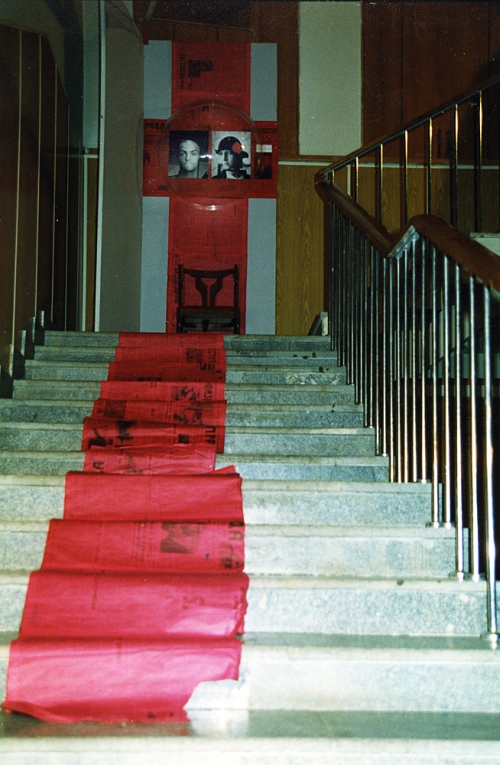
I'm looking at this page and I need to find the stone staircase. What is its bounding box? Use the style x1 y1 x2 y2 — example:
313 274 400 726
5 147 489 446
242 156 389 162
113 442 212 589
0 330 499 764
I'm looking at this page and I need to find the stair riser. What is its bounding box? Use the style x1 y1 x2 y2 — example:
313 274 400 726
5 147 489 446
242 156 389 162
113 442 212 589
190 648 500 715
0 526 456 579
24 365 348 386
0 405 363 428
1 647 500 719
225 387 355 405
224 433 375 457
42 332 332 352
0 484 432 526
0 403 92 424
12 382 101 401
0 454 85 475
12 381 356 405
217 459 389 482
227 412 364 428
0 429 373 457
0 581 486 636
0 430 82 452
34 348 339 367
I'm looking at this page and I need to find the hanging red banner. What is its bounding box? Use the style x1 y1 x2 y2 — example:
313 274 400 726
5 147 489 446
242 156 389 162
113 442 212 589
171 42 250 114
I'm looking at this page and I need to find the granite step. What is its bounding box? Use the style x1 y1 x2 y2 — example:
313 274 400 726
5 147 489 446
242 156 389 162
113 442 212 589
224 427 375 457
33 345 340 367
0 519 455 578
0 399 364 428
0 451 389 479
0 572 488 636
1 705 500 765
0 422 375 457
1 632 500 723
23 360 348 386
217 454 389 481
41 331 333 353
0 477 432 526
12 380 358 406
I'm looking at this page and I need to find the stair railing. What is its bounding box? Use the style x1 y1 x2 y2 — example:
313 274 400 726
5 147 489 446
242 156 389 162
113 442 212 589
316 177 500 640
316 74 500 237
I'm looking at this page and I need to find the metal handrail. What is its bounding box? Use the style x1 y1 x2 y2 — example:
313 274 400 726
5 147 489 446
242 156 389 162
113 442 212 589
316 74 500 237
317 176 499 639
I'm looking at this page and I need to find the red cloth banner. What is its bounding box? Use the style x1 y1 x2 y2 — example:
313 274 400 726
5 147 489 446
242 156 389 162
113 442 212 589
81 418 224 453
5 637 242 723
4 324 245 722
171 42 250 114
43 519 244 573
118 332 225 348
63 472 243 521
99 380 225 403
107 362 225 383
83 444 217 475
19 571 248 639
91 399 226 426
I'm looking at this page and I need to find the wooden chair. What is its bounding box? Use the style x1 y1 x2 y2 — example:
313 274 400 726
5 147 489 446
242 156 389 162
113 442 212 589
176 264 241 333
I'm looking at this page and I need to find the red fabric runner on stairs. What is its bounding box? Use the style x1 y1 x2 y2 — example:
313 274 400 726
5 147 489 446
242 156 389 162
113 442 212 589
3 332 247 723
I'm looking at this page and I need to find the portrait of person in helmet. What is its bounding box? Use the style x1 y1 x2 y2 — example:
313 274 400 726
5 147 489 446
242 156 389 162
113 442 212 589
212 133 251 179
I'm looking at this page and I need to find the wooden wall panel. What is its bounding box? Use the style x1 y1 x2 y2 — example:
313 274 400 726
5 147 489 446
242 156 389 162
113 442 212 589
363 2 497 146
276 164 325 335
402 3 489 128
362 2 403 145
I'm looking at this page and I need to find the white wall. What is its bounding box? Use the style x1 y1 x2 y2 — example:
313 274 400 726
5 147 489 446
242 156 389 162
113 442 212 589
98 0 144 331
299 1 361 156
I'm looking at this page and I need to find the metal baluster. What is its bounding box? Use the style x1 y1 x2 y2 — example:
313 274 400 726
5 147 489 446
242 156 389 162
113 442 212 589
411 237 418 481
474 91 483 232
468 275 480 579
395 256 402 481
483 287 497 638
427 118 433 215
381 258 388 458
454 262 464 578
442 256 452 526
388 259 395 481
431 244 440 525
354 227 361 403
373 248 381 449
361 235 369 419
403 246 409 482
329 201 335 347
403 130 409 225
450 104 458 228
421 238 428 482
378 143 384 226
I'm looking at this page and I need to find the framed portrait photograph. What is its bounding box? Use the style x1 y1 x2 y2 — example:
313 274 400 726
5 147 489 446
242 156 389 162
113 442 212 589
168 130 209 179
211 132 251 180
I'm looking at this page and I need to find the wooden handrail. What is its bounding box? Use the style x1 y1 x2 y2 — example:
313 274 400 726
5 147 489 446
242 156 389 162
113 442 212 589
317 178 500 293
315 178 393 255
402 216 500 293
